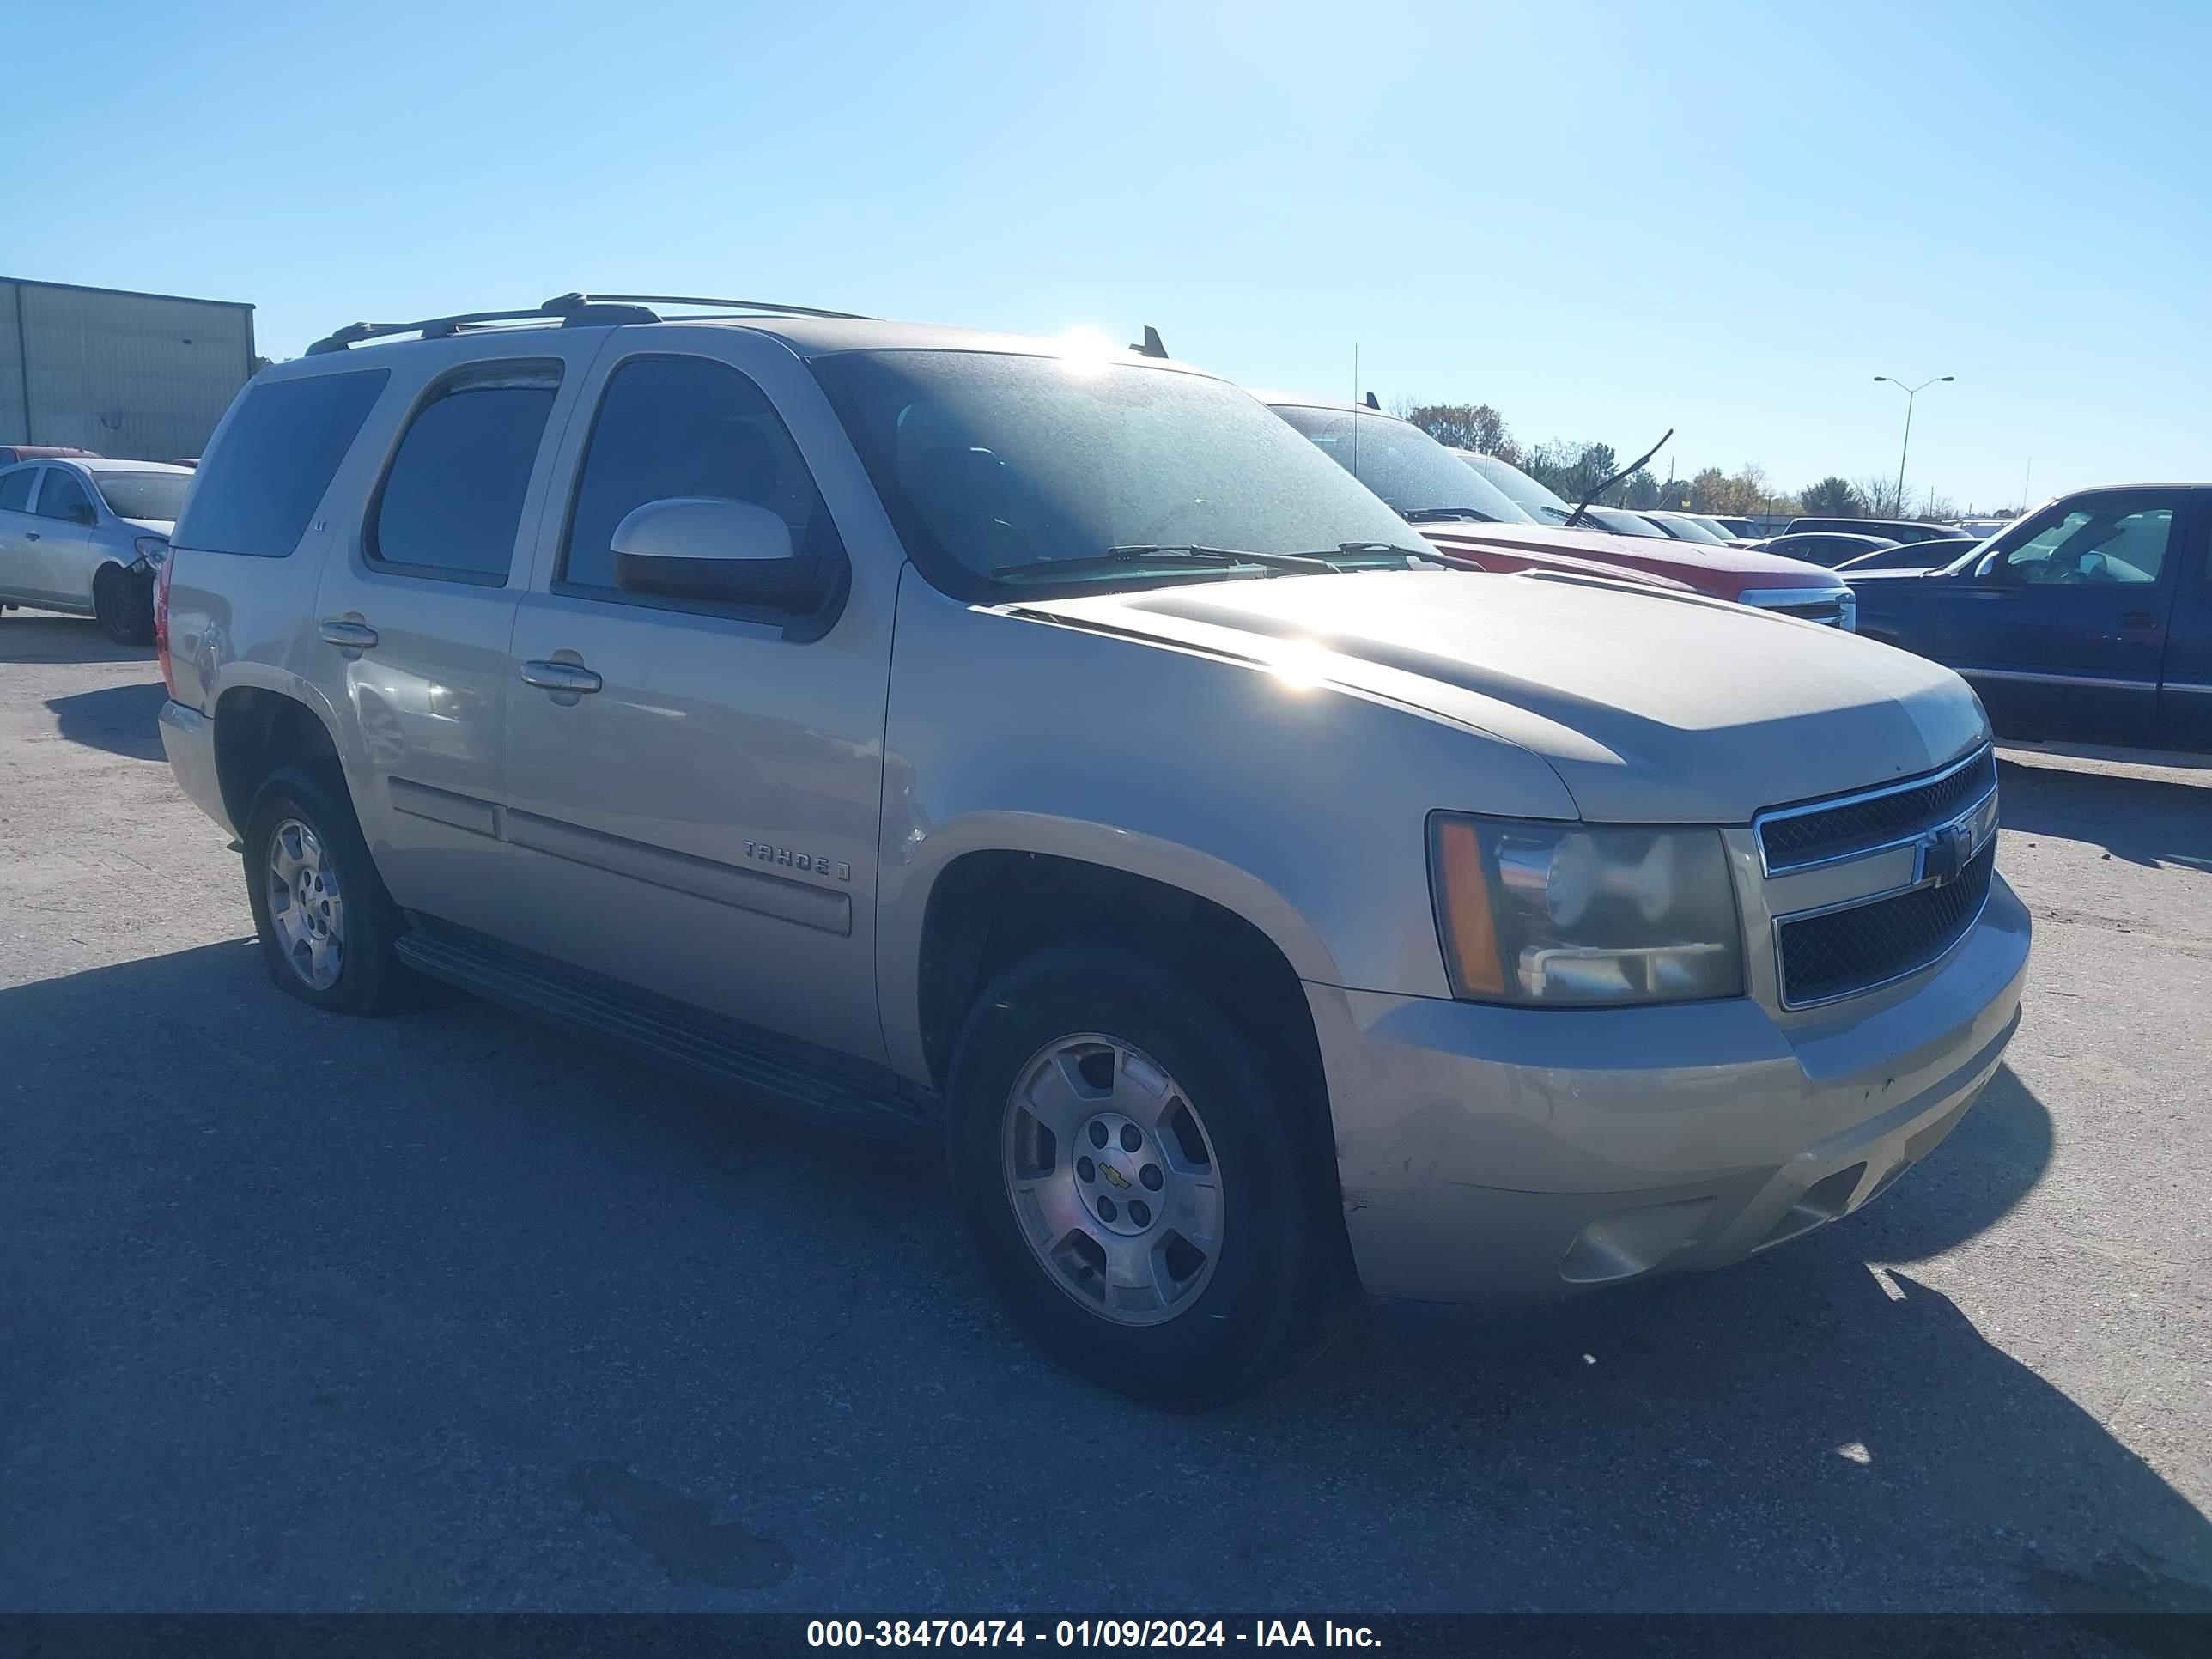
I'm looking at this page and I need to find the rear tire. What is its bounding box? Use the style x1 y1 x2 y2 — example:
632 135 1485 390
946 946 1332 1408
93 565 155 647
242 763 414 1016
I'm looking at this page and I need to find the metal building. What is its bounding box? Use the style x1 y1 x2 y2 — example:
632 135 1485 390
1 276 257 461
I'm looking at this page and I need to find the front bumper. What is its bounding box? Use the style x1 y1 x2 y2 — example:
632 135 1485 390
1309 872 2030 1304
158 698 234 838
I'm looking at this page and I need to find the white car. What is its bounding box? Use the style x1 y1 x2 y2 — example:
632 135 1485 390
0 457 194 643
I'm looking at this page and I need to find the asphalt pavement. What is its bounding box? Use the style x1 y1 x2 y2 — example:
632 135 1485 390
3 611 2209 1616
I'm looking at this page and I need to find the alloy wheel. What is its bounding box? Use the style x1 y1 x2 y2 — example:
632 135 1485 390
265 818 345 990
1000 1033 1224 1327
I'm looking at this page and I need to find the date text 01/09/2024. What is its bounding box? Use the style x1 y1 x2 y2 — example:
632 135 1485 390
805 1621 1382 1649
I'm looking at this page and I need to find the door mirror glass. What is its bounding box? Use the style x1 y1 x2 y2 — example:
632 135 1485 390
611 496 817 609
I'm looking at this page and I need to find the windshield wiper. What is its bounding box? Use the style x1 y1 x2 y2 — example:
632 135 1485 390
1312 542 1443 564
992 544 1334 579
1400 507 1502 523
1563 428 1674 531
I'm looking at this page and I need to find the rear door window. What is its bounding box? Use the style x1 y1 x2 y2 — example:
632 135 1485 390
368 364 561 583
0 468 33 513
174 369 390 557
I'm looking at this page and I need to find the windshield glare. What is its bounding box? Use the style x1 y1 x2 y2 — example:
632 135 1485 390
1270 406 1533 524
93 471 191 523
813 352 1420 591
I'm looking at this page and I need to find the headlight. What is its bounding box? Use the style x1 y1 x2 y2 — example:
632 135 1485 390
133 535 171 568
1429 815 1745 1005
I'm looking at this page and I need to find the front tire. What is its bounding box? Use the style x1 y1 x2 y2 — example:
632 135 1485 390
93 565 155 647
242 764 413 1016
946 947 1332 1407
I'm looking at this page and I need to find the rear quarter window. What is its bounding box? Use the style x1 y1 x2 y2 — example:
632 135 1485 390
173 370 390 557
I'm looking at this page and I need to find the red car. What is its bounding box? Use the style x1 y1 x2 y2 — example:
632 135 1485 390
0 444 100 466
1266 398 1856 629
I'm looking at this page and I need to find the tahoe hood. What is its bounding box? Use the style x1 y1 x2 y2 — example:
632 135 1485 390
1020 569 1986 823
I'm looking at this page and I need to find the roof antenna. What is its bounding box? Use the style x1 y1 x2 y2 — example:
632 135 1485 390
1130 325 1169 359
1350 344 1360 480
1364 391 1381 410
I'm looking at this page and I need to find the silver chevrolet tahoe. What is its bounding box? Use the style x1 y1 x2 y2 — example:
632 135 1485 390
155 294 2030 1406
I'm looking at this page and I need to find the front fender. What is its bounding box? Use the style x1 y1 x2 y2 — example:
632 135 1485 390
874 574 1579 1083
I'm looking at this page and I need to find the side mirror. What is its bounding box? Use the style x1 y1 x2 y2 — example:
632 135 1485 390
70 503 99 526
1972 550 2005 582
611 497 818 611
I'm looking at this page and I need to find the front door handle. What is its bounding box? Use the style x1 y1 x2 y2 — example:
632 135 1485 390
317 618 379 656
23 531 40 541
2118 610 2160 630
520 659 603 696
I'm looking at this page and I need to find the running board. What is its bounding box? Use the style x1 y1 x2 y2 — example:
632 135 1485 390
394 920 937 1139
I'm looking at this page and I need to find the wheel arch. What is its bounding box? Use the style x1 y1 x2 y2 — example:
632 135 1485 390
213 680 348 832
885 815 1344 1085
898 831 1340 1195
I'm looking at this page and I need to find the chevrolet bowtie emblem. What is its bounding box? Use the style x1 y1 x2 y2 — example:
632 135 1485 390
1100 1164 1131 1190
1920 817 1975 886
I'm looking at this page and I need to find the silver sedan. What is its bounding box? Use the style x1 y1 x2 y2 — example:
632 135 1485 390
0 457 194 644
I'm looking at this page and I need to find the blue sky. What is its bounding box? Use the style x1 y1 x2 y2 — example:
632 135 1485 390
15 1 2208 509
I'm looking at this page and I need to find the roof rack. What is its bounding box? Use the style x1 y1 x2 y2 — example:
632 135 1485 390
305 292 872 356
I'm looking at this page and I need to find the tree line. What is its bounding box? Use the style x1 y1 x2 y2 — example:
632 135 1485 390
1396 400 1996 522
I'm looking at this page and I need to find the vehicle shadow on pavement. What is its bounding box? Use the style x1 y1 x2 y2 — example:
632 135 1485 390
3 941 2208 1618
0 614 153 666
41 681 167 762
1998 758 2212 873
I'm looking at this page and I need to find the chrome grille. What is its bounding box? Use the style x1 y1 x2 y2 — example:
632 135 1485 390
1759 748 1997 874
1763 596 1848 626
1778 846 1994 1006
1741 586 1856 629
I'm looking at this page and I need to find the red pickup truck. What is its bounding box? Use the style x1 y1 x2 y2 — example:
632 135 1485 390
1266 398 1856 629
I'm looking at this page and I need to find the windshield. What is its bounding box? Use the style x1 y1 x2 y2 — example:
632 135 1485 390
1651 514 1727 544
92 471 191 523
1270 406 1534 524
1456 452 1578 524
811 351 1423 593
1577 507 1671 539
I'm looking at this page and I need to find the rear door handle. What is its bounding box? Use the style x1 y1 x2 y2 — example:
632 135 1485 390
317 618 379 654
519 659 603 696
23 531 40 541
2118 610 2160 630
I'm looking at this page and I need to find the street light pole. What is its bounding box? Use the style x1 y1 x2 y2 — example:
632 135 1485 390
1873 374 1953 516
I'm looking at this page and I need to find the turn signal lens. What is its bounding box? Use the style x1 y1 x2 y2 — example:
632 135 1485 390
1431 817 1507 996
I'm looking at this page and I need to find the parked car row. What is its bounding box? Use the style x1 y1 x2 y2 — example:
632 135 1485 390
149 294 2031 1405
1265 398 1857 626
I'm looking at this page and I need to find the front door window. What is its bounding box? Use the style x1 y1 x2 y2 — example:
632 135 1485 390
1997 501 2172 586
